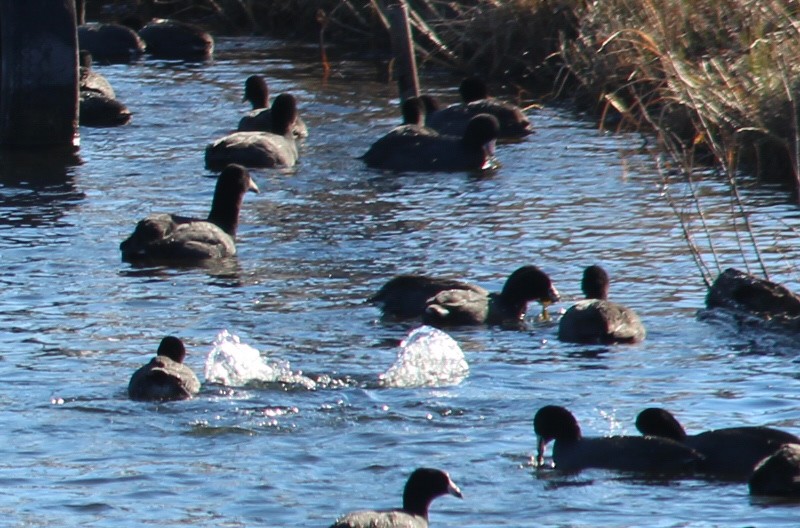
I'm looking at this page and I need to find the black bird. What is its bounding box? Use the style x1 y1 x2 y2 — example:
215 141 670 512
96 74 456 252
120 164 259 264
138 18 214 60
369 265 559 325
206 93 300 171
330 467 462 528
426 76 533 139
635 407 800 479
557 265 646 344
749 443 800 496
237 75 308 138
423 265 560 327
128 336 201 402
78 50 132 127
534 405 703 473
360 113 500 172
78 22 145 63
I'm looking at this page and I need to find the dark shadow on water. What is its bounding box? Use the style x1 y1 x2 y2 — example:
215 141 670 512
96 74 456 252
0 146 84 228
698 308 800 356
118 257 244 284
534 463 701 489
749 495 800 507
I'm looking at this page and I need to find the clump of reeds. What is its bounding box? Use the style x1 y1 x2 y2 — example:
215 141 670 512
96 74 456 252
553 0 800 279
560 0 800 193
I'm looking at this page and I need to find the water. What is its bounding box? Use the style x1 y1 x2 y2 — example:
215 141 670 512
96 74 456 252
1 36 800 526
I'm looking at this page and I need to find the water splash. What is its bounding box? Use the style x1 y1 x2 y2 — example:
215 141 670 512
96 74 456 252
378 326 469 388
204 330 316 389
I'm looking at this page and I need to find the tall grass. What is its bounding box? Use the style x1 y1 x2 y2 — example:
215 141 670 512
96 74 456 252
561 0 800 193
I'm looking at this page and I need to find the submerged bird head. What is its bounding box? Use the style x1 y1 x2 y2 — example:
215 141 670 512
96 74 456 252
533 405 582 466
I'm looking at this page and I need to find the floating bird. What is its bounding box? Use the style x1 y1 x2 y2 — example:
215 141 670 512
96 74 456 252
557 265 646 344
206 93 300 170
128 336 201 402
120 164 259 264
237 75 308 138
370 265 559 325
635 407 800 479
423 265 560 327
360 113 500 172
426 76 533 139
330 467 462 528
138 18 214 60
749 443 800 497
78 22 145 63
534 405 703 472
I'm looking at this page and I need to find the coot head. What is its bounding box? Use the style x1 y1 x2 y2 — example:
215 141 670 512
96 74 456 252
534 405 581 465
502 265 561 306
402 467 462 518
401 97 426 126
269 93 299 136
461 114 500 162
79 49 93 71
635 408 688 441
156 335 186 362
459 76 489 103
581 265 610 300
244 75 269 109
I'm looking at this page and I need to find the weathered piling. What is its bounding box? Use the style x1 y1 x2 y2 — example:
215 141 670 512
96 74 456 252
0 0 79 149
387 1 420 101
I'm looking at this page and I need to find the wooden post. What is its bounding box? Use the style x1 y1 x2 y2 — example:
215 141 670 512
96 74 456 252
0 0 79 149
76 0 85 25
388 1 420 102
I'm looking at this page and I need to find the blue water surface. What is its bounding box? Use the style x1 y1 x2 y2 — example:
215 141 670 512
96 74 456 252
0 37 799 527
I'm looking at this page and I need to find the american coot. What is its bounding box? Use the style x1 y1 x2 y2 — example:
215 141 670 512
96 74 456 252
237 75 309 139
206 93 300 171
79 50 115 98
120 164 259 264
533 405 704 473
369 265 559 324
749 443 800 496
426 76 533 140
705 267 800 321
79 51 132 127
128 336 201 402
80 91 133 127
78 22 145 63
137 18 214 60
360 113 500 172
330 467 462 528
423 265 561 327
367 97 441 149
557 265 646 344
369 275 489 320
635 407 800 479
